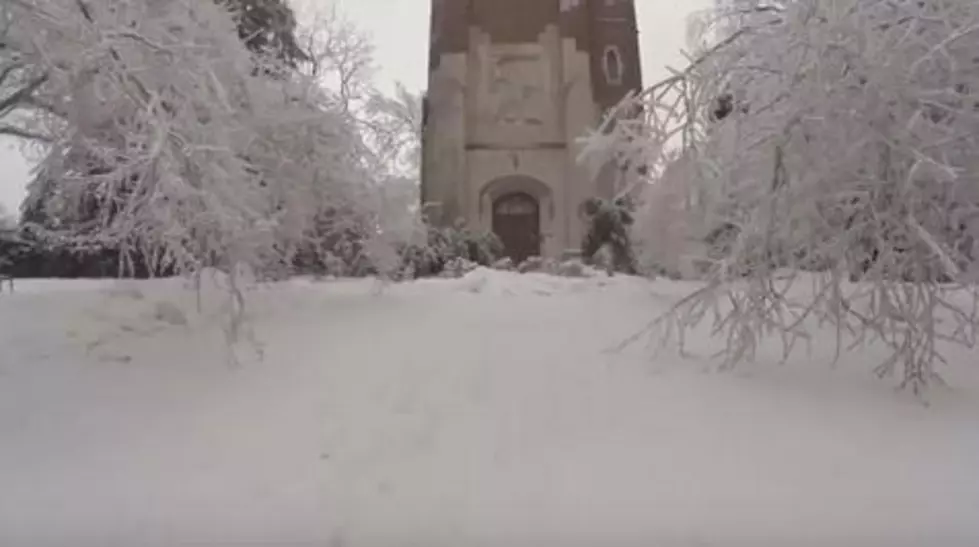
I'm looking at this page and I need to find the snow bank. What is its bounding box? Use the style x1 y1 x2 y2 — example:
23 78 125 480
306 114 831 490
0 272 977 545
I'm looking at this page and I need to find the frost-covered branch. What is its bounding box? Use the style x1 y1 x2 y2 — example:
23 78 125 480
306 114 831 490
297 7 421 183
299 7 376 116
586 0 979 391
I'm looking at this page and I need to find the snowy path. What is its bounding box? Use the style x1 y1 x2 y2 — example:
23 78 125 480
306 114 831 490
1 270 978 546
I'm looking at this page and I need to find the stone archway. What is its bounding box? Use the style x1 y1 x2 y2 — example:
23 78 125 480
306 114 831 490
492 192 540 263
480 175 552 262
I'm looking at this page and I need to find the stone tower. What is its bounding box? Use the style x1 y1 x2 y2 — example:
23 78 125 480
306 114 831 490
420 0 643 262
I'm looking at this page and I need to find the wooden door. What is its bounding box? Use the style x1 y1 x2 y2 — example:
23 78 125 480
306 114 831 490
492 192 540 264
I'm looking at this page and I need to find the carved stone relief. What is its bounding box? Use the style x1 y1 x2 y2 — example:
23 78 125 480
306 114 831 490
486 52 546 127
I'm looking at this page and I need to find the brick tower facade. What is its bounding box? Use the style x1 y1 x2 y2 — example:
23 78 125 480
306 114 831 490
421 0 643 262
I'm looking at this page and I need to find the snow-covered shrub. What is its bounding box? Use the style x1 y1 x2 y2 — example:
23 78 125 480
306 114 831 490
396 223 503 279
491 257 514 271
290 203 379 278
582 0 979 391
510 257 598 278
580 196 638 275
516 256 547 274
554 259 592 278
438 257 479 279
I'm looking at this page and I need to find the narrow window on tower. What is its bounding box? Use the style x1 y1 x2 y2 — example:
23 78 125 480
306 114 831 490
603 46 623 85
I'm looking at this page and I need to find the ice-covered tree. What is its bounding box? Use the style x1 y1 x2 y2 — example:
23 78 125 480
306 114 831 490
298 8 422 194
5 0 366 283
584 0 979 391
296 7 425 277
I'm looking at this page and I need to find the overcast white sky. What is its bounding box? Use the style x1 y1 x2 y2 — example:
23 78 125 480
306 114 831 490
0 0 708 215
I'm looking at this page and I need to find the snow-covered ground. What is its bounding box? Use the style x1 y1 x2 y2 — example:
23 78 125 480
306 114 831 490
1 269 978 546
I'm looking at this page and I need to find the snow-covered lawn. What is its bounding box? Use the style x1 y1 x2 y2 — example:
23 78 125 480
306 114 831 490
1 269 978 546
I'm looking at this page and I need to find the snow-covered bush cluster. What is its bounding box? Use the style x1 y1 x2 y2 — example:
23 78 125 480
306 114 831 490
394 224 502 279
584 0 979 390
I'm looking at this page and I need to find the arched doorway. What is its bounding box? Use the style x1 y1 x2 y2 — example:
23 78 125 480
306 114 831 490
493 192 540 263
